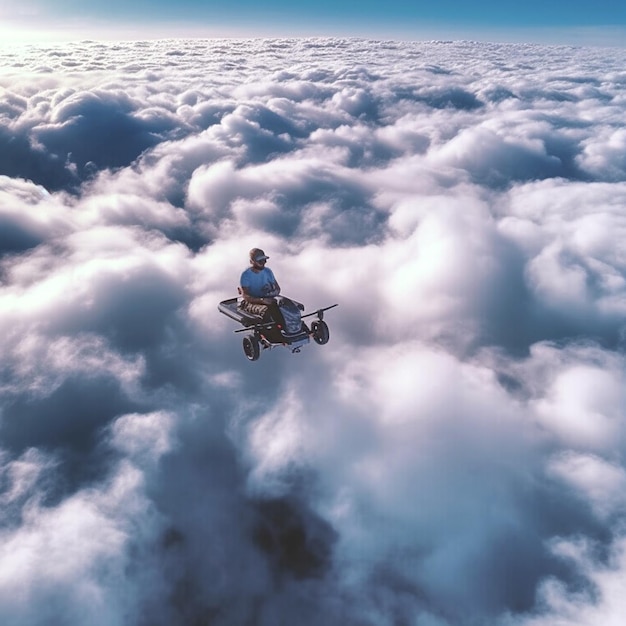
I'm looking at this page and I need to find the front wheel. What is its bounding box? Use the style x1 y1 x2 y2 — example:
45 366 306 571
243 334 260 361
311 320 330 345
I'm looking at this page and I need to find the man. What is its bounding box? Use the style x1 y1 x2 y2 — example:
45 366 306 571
239 248 285 330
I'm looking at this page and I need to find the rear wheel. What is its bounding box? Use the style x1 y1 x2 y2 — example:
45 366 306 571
243 334 260 361
311 320 330 345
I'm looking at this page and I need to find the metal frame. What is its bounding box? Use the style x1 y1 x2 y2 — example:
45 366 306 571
218 297 338 357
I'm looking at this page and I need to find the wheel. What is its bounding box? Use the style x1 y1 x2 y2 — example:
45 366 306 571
242 334 260 361
311 320 330 345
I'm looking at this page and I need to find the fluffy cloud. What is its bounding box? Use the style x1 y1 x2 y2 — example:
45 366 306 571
0 38 625 625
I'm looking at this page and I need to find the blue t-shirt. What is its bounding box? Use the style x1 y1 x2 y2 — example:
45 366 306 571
240 267 278 298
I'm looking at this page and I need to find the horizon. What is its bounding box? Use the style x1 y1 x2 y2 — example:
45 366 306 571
1 0 625 47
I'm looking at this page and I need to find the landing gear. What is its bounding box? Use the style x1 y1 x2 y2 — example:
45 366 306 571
242 334 260 361
311 320 330 345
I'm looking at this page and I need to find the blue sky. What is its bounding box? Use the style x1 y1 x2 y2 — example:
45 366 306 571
2 0 625 45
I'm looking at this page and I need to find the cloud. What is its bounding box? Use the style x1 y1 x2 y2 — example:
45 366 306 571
503 535 626 626
547 452 626 521
0 410 175 626
0 37 626 626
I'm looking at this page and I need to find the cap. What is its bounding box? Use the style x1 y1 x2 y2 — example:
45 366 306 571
249 248 269 262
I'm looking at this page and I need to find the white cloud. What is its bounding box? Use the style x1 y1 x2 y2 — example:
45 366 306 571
0 454 163 626
1 37 626 625
535 362 625 452
505 535 626 626
579 127 626 182
547 452 626 520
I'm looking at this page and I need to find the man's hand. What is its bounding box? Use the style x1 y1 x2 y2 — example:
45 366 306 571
268 282 280 297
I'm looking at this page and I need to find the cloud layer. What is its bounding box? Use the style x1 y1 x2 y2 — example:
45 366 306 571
1 38 626 625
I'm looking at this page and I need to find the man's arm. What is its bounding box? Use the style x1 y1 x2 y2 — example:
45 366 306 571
266 280 281 297
240 286 273 305
266 270 280 296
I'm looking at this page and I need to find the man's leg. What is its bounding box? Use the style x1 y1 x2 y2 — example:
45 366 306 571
266 300 286 329
240 300 284 341
240 300 268 318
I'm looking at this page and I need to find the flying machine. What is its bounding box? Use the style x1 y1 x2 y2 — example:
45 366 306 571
218 295 338 361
